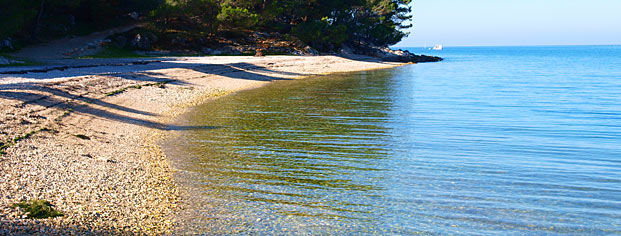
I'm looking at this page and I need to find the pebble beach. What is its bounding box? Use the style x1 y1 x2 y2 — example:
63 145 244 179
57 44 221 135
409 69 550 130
0 55 402 235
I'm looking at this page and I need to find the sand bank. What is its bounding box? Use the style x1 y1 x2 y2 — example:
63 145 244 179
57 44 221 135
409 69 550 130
0 55 403 234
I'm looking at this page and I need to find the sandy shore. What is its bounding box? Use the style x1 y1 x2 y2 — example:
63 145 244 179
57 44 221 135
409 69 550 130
0 55 403 234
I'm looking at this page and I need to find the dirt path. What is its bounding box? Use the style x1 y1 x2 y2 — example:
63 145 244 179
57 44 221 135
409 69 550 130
8 24 138 61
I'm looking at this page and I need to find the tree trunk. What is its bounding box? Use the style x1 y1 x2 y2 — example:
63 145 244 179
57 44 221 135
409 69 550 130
31 0 46 40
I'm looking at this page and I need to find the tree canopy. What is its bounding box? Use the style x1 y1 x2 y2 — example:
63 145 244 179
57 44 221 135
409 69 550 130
1 0 414 51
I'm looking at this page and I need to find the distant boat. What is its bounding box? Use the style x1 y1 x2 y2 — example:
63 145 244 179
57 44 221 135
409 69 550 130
432 45 443 50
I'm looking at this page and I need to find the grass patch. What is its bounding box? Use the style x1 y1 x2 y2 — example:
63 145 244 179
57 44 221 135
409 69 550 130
0 62 38 68
55 108 73 122
79 45 151 59
0 54 39 67
11 200 64 219
0 128 53 156
105 87 131 96
106 80 172 96
0 143 8 155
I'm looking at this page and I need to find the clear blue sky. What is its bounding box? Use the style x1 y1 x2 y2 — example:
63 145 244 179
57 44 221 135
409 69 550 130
394 0 621 47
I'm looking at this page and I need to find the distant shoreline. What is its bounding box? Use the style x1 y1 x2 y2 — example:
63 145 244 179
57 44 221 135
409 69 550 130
0 55 409 234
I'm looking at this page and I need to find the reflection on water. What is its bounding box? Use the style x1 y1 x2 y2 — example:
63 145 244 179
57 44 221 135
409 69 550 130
166 46 621 235
168 71 401 234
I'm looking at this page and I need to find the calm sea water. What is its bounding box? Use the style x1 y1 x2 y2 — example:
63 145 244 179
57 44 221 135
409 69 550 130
166 46 621 235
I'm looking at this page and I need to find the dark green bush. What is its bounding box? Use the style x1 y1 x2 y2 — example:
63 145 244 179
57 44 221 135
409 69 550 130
11 200 64 219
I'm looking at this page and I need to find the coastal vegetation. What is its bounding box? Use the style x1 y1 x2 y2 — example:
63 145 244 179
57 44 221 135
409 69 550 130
0 128 53 155
11 200 64 219
1 0 415 53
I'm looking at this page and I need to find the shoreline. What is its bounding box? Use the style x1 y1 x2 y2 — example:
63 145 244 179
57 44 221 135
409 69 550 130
0 55 406 234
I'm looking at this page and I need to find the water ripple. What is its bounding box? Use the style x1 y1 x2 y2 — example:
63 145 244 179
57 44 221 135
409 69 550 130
167 46 621 235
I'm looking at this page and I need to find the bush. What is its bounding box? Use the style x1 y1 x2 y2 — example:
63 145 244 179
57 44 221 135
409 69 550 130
11 199 64 219
217 5 259 29
292 19 348 51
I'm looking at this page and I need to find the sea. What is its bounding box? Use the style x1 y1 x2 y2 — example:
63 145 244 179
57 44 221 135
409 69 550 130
164 45 621 235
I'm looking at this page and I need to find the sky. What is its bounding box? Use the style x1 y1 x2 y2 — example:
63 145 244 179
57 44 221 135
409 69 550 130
394 0 621 47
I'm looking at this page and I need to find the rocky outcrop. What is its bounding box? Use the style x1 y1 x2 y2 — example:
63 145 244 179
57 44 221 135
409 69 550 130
106 28 322 56
378 48 443 63
254 48 266 57
103 28 439 62
345 44 443 63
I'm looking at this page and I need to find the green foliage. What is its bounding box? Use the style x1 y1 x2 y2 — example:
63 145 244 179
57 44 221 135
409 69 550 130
106 80 173 96
259 0 413 49
11 200 64 219
217 5 259 29
292 20 348 51
1 0 414 51
0 0 161 40
0 127 52 155
152 0 220 34
0 0 38 38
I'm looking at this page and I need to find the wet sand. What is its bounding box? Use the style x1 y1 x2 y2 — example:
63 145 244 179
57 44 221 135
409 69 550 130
0 55 403 234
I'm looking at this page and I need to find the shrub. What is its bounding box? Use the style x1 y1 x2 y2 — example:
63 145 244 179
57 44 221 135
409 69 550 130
11 199 64 219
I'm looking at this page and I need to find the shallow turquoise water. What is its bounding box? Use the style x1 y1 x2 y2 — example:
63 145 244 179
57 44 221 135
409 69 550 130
167 46 621 235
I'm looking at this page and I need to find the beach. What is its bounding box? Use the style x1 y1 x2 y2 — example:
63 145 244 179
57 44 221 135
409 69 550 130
0 55 403 234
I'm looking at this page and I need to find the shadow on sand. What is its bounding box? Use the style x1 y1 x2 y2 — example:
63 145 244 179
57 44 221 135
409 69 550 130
0 59 309 130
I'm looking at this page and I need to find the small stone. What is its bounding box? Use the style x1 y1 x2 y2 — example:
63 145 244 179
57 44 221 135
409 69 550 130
255 49 266 57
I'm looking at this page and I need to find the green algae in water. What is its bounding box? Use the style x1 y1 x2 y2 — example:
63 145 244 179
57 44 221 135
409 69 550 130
168 47 621 235
168 69 403 234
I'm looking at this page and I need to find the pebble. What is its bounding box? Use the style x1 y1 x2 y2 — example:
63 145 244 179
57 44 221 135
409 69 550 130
1 55 400 235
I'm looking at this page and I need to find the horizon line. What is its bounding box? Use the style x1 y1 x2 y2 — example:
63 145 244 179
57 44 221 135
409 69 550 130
393 43 621 48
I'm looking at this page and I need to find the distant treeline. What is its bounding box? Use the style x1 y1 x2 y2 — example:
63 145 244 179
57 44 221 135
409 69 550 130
0 0 413 51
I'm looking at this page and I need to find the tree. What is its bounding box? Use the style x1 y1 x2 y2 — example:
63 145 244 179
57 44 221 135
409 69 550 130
0 0 38 39
217 0 259 30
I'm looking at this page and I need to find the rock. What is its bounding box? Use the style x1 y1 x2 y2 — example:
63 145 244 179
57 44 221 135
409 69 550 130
128 12 139 20
254 48 265 57
201 47 213 54
223 45 241 55
351 45 443 63
129 34 151 50
1 37 14 50
252 32 270 39
131 34 142 47
338 45 354 56
303 46 319 56
113 35 128 48
241 46 256 54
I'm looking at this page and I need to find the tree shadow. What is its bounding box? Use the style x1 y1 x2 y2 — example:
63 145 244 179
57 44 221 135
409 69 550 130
0 58 305 81
0 218 151 235
0 58 325 130
0 83 157 117
188 62 295 82
223 62 303 77
0 90 223 131
114 71 192 86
